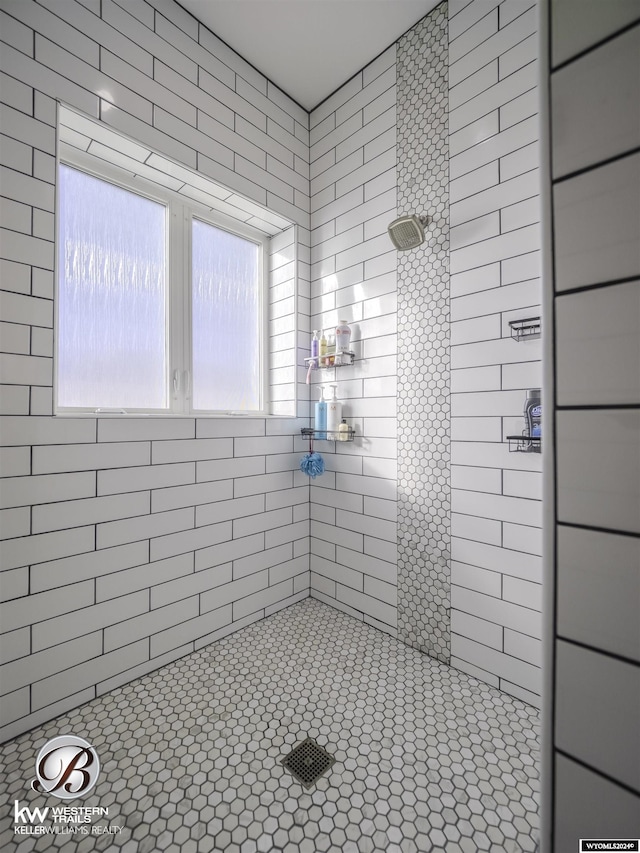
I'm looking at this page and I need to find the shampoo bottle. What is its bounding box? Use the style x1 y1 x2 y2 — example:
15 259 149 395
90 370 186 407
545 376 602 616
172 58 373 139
326 384 342 437
315 386 327 440
311 330 319 364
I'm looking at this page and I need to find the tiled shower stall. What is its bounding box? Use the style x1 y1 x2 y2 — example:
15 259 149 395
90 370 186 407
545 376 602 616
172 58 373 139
0 0 542 740
1 0 637 849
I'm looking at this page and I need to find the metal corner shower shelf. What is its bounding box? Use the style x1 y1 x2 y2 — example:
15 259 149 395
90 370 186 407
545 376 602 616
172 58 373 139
301 427 356 442
304 351 355 370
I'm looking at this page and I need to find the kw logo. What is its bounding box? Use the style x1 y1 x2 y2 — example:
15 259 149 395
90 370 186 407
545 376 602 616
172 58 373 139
14 803 49 824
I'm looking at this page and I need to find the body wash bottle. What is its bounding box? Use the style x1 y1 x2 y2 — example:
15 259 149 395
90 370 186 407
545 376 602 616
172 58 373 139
315 386 327 439
524 388 541 451
326 331 336 366
326 384 342 437
319 330 327 367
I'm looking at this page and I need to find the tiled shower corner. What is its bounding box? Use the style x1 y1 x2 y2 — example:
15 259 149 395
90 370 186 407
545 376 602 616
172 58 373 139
397 4 452 663
0 599 539 853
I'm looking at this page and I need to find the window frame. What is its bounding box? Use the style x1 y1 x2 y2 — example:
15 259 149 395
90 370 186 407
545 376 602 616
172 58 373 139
54 151 270 417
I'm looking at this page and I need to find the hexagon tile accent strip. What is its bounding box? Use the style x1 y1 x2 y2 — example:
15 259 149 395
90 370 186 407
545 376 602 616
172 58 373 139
396 4 451 663
0 599 539 853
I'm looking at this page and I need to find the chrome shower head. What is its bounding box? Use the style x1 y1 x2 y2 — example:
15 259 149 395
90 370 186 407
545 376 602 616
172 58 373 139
387 214 430 250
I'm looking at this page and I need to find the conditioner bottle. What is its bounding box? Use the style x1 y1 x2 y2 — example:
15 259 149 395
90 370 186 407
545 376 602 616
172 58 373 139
326 384 342 437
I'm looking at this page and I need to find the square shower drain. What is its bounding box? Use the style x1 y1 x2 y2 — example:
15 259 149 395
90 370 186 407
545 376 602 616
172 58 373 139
281 737 336 789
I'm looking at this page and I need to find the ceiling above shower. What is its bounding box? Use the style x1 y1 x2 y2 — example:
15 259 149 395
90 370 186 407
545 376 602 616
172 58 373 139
178 0 440 110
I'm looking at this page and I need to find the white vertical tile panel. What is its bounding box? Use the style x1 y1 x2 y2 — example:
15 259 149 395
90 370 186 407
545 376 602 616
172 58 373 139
555 640 640 791
553 153 640 292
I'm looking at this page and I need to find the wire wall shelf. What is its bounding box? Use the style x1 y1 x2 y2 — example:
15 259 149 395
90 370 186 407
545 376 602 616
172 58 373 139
509 317 541 341
507 433 541 453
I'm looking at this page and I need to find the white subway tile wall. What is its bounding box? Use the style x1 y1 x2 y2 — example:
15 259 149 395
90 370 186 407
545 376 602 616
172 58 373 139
448 0 542 704
547 1 640 843
307 43 399 635
0 0 551 745
0 0 310 742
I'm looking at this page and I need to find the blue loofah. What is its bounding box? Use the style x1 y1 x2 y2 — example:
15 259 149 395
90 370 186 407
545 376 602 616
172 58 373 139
300 451 325 478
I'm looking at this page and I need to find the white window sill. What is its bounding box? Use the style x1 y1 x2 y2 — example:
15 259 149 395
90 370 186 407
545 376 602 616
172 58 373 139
53 411 299 419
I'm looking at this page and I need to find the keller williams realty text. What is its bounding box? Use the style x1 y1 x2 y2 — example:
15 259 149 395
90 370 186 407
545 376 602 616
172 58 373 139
15 825 124 836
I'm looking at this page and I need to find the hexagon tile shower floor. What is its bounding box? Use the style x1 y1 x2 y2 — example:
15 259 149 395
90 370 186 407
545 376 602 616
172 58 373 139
0 599 540 853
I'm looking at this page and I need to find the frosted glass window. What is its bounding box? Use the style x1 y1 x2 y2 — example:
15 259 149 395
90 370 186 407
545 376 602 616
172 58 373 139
191 219 261 411
57 165 167 409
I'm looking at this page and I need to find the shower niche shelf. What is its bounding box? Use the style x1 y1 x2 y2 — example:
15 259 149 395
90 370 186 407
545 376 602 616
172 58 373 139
507 433 541 453
509 317 541 341
301 426 356 442
304 351 355 370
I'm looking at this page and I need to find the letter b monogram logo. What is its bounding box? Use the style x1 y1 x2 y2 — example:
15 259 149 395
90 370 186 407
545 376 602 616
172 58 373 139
31 736 100 800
